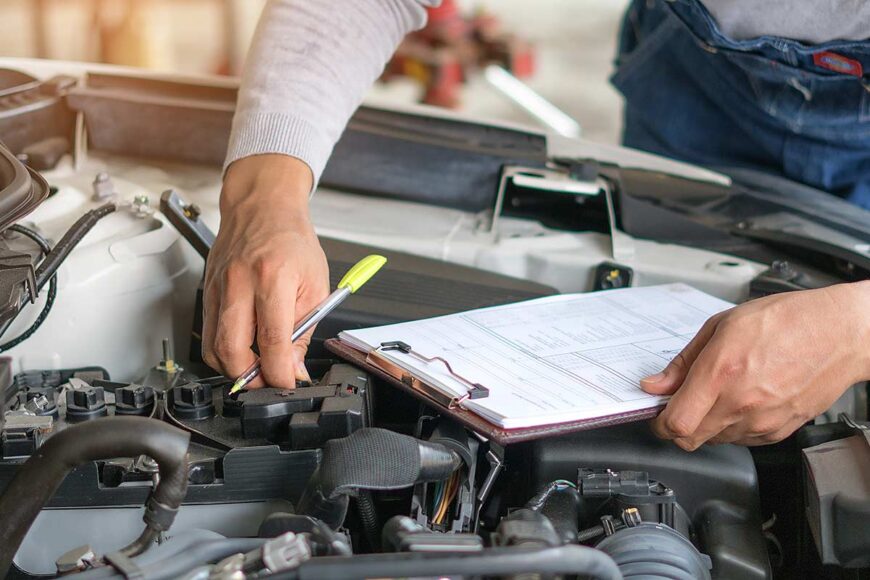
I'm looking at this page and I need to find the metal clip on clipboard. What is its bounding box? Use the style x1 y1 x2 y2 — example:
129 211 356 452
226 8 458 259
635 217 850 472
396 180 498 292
365 341 490 410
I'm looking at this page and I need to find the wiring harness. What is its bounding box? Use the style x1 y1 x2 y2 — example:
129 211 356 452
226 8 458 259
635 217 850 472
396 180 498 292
0 202 116 352
0 224 57 352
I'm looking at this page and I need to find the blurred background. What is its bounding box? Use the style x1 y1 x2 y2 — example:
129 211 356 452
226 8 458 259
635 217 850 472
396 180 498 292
0 0 630 144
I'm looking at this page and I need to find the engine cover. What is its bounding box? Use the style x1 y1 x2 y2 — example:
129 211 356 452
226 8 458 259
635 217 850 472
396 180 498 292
525 421 771 579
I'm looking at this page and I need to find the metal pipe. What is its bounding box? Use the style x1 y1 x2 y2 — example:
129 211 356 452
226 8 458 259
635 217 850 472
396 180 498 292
484 65 582 138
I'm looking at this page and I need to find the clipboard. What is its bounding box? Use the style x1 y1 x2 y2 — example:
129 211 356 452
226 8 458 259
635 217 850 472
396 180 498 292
325 337 665 446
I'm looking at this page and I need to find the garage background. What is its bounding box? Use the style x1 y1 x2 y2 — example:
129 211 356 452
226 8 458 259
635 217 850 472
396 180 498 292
0 0 629 144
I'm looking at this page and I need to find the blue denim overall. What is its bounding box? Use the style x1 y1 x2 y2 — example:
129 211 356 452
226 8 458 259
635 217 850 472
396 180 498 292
612 0 870 210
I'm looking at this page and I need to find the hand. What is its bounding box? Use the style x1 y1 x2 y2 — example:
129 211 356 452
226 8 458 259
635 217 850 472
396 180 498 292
203 155 330 389
641 282 870 450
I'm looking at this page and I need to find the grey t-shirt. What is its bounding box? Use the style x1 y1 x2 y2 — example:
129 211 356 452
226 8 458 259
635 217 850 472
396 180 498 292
701 0 870 43
226 0 869 183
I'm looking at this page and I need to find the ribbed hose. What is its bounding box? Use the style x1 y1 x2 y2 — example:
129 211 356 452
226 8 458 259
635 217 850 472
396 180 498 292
578 524 606 543
595 524 712 580
35 202 116 290
0 417 190 577
281 546 622 580
356 491 380 552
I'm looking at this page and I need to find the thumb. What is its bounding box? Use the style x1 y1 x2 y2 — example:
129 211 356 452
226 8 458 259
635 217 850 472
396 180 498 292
641 312 723 395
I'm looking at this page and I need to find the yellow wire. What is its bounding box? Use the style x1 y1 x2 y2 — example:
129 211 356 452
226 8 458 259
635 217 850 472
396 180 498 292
434 480 450 523
433 476 450 523
434 472 459 524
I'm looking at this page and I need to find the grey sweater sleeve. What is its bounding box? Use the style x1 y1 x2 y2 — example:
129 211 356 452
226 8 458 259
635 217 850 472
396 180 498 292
225 0 437 181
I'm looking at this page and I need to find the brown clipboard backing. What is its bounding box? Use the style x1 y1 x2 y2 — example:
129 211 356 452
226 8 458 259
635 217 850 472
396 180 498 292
325 338 665 446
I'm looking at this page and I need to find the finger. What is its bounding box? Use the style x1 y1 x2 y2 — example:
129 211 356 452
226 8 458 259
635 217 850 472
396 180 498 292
650 342 724 441
292 330 313 383
255 266 298 389
213 265 258 380
708 417 757 445
288 262 330 384
641 312 725 395
671 409 739 451
201 270 224 374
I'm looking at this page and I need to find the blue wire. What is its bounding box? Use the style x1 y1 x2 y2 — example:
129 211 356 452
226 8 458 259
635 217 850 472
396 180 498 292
432 482 444 514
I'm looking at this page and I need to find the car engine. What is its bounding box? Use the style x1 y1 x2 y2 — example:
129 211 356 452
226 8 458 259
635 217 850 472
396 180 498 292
0 60 868 580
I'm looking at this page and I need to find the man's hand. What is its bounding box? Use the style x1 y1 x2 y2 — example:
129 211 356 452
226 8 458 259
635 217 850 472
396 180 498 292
641 282 870 450
203 155 330 389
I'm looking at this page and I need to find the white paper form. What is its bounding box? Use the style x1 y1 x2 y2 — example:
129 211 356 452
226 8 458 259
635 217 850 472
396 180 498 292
340 284 733 429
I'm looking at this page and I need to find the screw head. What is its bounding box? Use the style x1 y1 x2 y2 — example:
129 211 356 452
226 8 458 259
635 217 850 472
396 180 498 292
183 203 202 220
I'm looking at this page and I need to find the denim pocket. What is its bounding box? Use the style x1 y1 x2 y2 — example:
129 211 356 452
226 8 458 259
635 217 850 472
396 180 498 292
612 1 683 88
725 50 870 138
662 0 870 137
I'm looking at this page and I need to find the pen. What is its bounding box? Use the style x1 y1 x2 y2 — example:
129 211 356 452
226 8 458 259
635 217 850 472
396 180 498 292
228 254 388 394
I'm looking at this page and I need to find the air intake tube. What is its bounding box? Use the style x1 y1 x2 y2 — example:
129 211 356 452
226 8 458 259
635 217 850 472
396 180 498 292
595 523 712 580
296 428 461 529
0 417 191 577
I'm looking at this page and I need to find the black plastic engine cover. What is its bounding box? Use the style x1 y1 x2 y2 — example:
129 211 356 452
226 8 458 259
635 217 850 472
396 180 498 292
0 361 371 509
525 421 771 580
235 363 369 447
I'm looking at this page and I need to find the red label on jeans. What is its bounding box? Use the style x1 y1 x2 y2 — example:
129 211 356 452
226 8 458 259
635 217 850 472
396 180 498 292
812 51 863 77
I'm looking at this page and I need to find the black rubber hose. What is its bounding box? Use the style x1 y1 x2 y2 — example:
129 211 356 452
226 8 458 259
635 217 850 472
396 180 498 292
76 538 266 580
319 429 461 497
35 202 116 290
0 417 190 577
617 561 697 580
281 546 622 580
540 487 582 544
297 428 461 529
525 481 563 511
74 531 226 579
594 523 711 580
140 538 264 580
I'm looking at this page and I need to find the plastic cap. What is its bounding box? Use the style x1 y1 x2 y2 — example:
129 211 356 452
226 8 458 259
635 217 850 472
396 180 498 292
337 255 387 294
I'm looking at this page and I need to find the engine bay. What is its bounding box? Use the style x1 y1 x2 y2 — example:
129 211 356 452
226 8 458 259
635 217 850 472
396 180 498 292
0 60 868 579
1 354 769 579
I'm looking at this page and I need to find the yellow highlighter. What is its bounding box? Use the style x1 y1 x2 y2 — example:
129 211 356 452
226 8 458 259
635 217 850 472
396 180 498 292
228 254 387 394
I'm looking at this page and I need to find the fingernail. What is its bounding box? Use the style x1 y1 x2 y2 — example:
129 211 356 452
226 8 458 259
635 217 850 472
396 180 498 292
295 353 311 382
642 371 666 384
